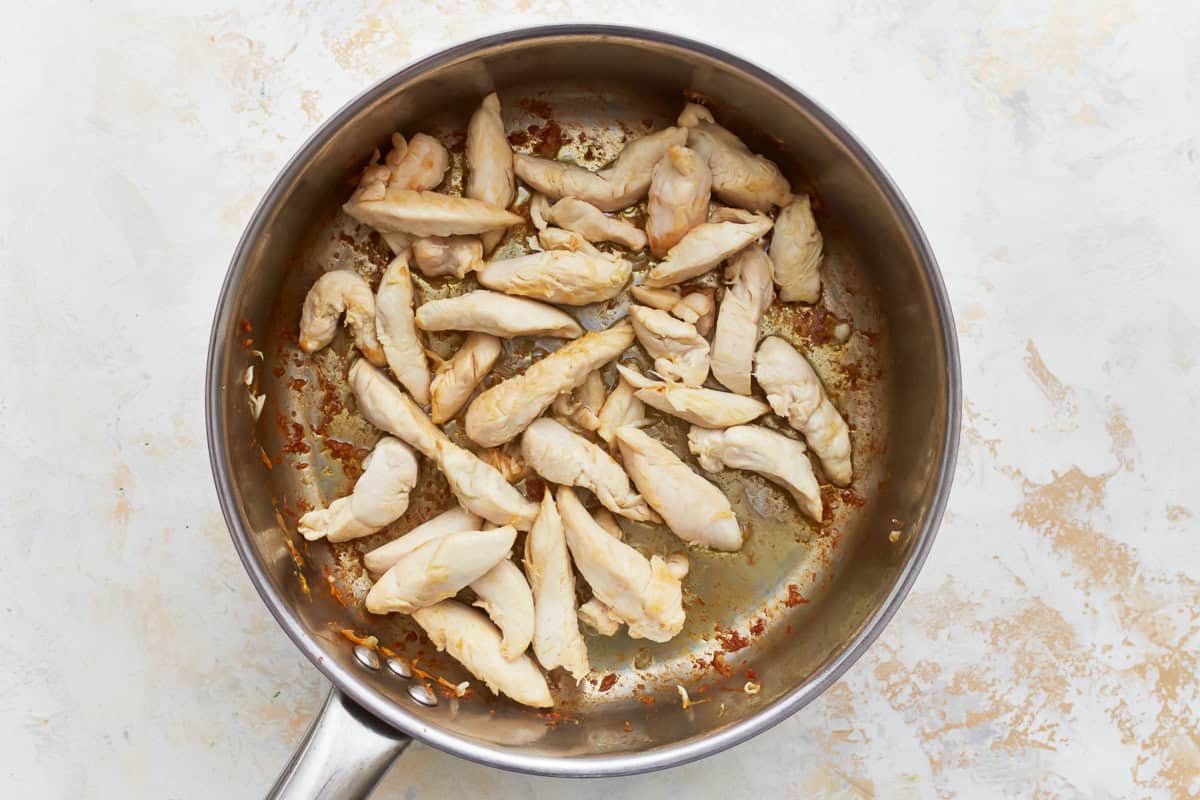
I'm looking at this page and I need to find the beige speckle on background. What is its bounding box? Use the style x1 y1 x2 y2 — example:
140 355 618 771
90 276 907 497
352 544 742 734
1 1 1197 798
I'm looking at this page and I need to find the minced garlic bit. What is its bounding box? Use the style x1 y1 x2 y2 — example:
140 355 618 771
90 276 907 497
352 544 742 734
243 364 255 386
454 681 470 698
888 529 902 543
248 392 266 420
338 628 380 649
743 681 761 695
676 684 712 709
833 323 851 343
718 702 726 717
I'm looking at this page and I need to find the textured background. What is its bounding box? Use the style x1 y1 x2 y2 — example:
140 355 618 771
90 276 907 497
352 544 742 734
2 1 1198 797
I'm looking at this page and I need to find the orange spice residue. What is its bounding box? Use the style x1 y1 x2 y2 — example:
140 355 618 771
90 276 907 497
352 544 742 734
639 696 655 705
785 584 808 607
338 628 379 649
717 629 750 653
598 674 618 692
322 565 348 607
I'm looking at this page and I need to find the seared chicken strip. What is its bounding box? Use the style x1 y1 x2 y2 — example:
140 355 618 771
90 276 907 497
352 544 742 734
522 418 659 522
430 333 501 424
711 245 774 395
645 212 773 287
617 365 769 428
352 133 449 201
770 195 824 303
552 368 606 433
344 189 522 238
412 235 484 279
350 360 539 528
630 285 716 336
470 559 535 660
299 437 418 543
375 255 430 406
412 600 554 708
299 270 387 366
363 506 482 574
578 598 622 636
416 290 582 339
678 103 792 211
513 127 688 212
466 93 516 252
688 425 823 522
475 250 631 306
523 493 590 680
646 145 711 256
628 304 710 386
616 428 742 551
536 226 602 256
557 487 685 642
754 336 852 486
365 526 516 614
540 197 647 251
595 372 647 447
465 320 635 447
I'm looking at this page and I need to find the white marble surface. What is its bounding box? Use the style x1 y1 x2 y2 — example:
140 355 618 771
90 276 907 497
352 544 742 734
3 1 1198 797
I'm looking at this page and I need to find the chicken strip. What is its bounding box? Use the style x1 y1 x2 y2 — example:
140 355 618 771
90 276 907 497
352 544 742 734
351 133 449 201
375 255 430 406
523 493 590 680
536 226 603 256
365 526 516 614
557 487 685 642
754 336 852 486
513 127 688 212
595 372 647 447
678 103 792 212
710 245 774 395
616 364 769 428
646 145 711 256
344 188 523 238
770 195 824 304
411 600 554 708
644 212 773 287
363 506 482 574
415 290 582 339
350 360 539 528
430 333 501 424
615 428 742 551
551 369 605 433
299 437 418 543
577 598 622 636
541 197 647 251
521 418 659 523
412 235 484 279
475 250 631 306
298 270 386 366
466 93 516 252
464 320 635 447
628 304 710 386
630 285 716 336
688 425 822 522
470 559 535 660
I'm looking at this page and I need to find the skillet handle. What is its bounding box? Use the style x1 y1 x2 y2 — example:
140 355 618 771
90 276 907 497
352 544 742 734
267 687 412 800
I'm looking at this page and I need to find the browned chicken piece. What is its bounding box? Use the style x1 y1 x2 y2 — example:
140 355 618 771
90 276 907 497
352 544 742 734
466 93 516 252
412 236 484 279
298 270 387 366
678 103 792 212
646 145 711 256
710 245 774 395
770 195 824 303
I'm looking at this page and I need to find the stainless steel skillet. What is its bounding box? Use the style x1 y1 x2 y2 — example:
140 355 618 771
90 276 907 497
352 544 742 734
206 24 960 799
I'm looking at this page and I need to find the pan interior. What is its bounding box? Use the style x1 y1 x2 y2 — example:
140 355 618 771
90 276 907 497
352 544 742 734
214 30 951 767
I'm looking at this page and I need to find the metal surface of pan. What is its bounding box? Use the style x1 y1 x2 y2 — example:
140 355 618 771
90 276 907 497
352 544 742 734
206 24 960 796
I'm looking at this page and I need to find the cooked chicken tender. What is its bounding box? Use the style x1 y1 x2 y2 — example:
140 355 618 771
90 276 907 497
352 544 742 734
552 369 606 433
644 213 773 287
628 304 710 386
365 526 516 614
711 245 774 395
615 428 742 551
595 372 647 447
412 235 484 279
688 425 823 522
678 103 792 211
299 437 418 543
464 321 635 447
523 493 590 680
557 487 685 643
298 270 387 365
541 197 647 250
411 600 554 708
522 418 659 522
430 333 501 424
577 598 622 636
415 290 582 339
375 255 430 406
353 133 449 200
466 93 516 252
513 127 688 212
536 225 603 256
646 145 711 256
470 559 535 660
770 195 824 303
475 250 631 306
344 188 522 237
363 506 482 574
350 361 539 528
754 336 852 486
616 365 769 428
630 285 716 336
